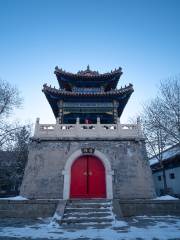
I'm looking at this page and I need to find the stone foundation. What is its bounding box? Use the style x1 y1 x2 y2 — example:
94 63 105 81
20 139 155 199
0 199 59 218
0 200 180 219
114 199 180 217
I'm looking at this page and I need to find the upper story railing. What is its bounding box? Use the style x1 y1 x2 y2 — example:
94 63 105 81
34 117 144 140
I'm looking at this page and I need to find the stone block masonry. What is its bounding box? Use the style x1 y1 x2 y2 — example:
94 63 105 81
20 138 155 200
117 200 180 217
0 199 59 218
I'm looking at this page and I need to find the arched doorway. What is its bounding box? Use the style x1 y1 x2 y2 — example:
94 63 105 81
70 155 106 198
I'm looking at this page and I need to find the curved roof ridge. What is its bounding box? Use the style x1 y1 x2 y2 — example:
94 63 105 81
42 83 133 96
54 66 122 77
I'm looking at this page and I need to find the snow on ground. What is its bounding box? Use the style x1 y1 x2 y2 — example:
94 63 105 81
52 212 62 221
153 195 179 200
0 196 28 200
0 216 180 240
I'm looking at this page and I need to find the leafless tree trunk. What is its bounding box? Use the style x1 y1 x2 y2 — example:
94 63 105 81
142 119 168 193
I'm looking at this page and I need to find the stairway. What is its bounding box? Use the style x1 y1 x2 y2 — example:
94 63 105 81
61 199 115 228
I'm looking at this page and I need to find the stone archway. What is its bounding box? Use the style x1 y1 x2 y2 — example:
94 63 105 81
62 149 113 199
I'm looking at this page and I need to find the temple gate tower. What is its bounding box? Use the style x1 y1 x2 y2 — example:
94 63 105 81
20 66 155 199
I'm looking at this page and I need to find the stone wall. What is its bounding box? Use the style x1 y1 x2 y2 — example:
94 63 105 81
114 200 180 217
20 139 155 199
0 199 59 218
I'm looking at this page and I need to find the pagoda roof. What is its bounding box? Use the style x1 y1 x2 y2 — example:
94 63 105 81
43 84 133 97
42 84 134 118
54 66 122 90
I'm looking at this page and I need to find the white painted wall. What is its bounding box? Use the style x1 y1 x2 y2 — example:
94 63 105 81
153 167 180 196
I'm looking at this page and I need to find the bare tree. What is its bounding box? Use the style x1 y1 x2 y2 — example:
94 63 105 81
0 79 32 195
0 79 22 117
144 77 180 145
12 125 32 191
0 79 22 150
141 116 169 193
141 76 180 194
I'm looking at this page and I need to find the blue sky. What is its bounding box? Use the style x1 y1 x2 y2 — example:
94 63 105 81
0 0 180 124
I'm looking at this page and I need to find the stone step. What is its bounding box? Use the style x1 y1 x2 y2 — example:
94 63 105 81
61 217 113 224
62 222 112 229
64 207 111 213
61 199 114 227
68 199 111 204
66 203 111 209
64 212 112 218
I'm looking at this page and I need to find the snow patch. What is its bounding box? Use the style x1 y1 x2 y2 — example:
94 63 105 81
153 195 179 200
112 219 128 227
52 212 62 221
0 196 28 200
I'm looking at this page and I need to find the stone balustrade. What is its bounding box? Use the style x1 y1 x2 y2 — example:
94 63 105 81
34 118 144 140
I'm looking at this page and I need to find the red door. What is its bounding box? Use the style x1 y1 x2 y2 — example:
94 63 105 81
70 156 106 198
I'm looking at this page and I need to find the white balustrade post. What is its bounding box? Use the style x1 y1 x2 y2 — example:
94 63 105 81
34 117 40 137
54 120 59 137
137 116 142 136
117 117 121 128
56 117 60 124
116 117 121 137
76 117 80 124
75 117 80 137
97 117 100 124
96 117 101 137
